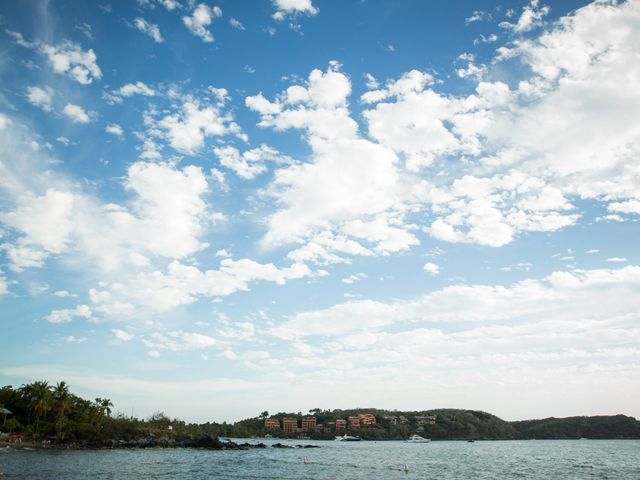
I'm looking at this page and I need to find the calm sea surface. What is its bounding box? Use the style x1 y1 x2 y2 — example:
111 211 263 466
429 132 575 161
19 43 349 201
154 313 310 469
1 439 639 479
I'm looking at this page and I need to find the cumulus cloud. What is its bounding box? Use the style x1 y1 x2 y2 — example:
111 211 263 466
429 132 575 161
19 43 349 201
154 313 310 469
423 262 440 275
41 41 102 85
26 86 53 111
134 17 163 43
213 144 289 179
272 0 318 21
62 103 90 123
44 304 92 324
112 329 134 341
246 62 416 263
152 98 241 155
106 124 124 136
183 4 221 42
499 0 550 33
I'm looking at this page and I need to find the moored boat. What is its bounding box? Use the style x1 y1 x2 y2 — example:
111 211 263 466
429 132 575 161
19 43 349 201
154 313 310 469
405 434 430 443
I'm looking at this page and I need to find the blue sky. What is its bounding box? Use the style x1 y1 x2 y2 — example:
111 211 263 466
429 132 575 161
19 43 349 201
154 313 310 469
1 0 639 422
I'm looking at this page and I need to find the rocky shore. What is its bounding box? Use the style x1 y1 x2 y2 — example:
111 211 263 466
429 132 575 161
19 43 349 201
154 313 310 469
2 435 320 451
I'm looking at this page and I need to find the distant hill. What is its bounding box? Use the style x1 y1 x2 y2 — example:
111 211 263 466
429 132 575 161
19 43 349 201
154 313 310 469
510 415 640 439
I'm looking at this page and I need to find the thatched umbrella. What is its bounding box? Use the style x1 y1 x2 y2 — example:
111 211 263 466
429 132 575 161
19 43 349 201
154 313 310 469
0 407 11 426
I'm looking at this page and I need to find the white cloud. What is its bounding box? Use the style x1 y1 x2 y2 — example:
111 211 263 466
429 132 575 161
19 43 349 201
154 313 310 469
63 335 86 343
151 98 241 155
499 0 550 33
229 18 245 30
342 273 367 284
246 63 415 262
183 4 221 42
112 329 135 342
465 10 491 25
53 290 76 297
423 262 440 275
41 41 102 85
88 259 313 316
106 81 156 104
213 144 288 179
134 17 163 43
62 103 90 123
106 124 124 136
606 257 627 263
147 350 161 358
272 0 318 20
0 271 8 296
26 86 53 112
44 304 92 324
608 200 640 215
0 188 75 270
143 331 220 351
271 266 640 339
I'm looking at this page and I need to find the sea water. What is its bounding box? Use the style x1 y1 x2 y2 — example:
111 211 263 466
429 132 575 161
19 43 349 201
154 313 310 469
1 439 639 479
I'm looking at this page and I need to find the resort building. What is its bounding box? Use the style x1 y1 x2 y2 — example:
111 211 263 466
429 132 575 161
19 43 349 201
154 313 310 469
302 416 317 431
358 414 377 426
282 417 298 433
264 418 280 429
348 416 361 428
398 416 409 424
335 419 347 429
315 424 324 433
383 415 397 425
416 415 436 425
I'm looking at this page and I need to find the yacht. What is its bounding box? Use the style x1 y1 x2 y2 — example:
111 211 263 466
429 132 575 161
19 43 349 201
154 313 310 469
405 434 430 443
335 434 361 441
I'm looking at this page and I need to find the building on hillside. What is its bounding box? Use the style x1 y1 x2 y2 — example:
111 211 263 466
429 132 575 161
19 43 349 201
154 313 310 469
348 416 361 428
315 424 324 433
398 415 409 424
416 415 436 425
358 413 377 426
302 416 317 431
326 421 336 429
282 417 298 433
383 415 397 425
335 419 346 429
264 418 280 429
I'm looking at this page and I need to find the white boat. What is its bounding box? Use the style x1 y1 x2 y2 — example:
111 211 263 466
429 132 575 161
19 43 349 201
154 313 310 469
335 434 361 441
405 434 430 443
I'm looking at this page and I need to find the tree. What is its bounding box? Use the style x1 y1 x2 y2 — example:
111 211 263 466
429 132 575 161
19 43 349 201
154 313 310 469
28 381 52 435
95 398 113 419
260 411 269 419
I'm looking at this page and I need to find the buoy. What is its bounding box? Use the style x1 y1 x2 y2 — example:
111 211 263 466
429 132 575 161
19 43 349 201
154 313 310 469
303 456 309 464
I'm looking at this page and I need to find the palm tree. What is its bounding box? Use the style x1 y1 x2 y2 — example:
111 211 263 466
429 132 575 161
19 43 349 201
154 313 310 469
53 381 71 416
30 381 52 435
93 397 113 425
52 381 71 438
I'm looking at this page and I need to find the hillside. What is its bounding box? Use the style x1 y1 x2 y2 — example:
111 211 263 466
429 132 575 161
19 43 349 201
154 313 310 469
510 415 640 439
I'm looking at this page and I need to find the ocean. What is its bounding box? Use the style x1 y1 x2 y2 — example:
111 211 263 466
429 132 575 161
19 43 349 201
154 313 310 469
1 438 638 479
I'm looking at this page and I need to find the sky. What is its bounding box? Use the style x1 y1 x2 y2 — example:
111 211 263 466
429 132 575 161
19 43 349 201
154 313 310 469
0 0 639 423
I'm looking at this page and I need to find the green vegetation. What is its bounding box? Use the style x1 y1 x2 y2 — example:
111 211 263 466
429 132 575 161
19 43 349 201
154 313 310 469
512 415 640 439
1 381 639 447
